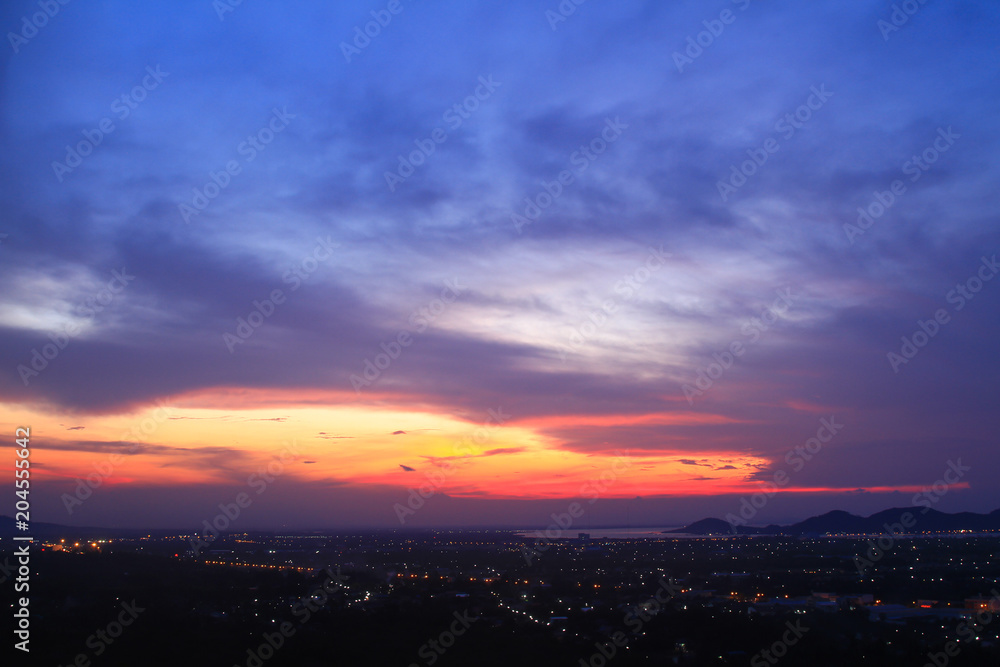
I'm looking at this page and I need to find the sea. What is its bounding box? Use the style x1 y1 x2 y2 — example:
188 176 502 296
515 526 699 539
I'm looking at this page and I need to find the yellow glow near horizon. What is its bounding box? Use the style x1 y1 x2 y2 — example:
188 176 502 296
0 394 772 498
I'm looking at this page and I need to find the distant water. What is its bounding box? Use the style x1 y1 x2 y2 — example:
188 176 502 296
516 526 689 539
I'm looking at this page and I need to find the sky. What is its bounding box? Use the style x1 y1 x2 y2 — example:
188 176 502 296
1 0 998 530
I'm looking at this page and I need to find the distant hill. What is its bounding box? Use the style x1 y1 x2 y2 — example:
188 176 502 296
666 507 1000 536
670 517 742 535
0 515 153 540
0 515 86 539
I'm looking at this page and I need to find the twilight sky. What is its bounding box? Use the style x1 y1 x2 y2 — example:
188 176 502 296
2 0 999 530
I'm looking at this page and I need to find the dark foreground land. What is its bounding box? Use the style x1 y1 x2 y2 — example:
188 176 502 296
7 531 1000 666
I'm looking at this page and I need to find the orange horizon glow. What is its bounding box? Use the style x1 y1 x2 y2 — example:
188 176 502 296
0 389 970 503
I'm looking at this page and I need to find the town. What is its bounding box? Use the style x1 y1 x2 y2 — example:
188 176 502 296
27 529 1000 666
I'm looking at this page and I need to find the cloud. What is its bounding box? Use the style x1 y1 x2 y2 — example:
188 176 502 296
1 0 999 527
481 448 526 457
422 447 529 467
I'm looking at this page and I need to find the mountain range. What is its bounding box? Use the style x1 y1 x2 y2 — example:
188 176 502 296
667 507 1000 536
5 507 1000 539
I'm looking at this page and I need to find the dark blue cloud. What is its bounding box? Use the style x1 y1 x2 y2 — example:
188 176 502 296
1 0 999 521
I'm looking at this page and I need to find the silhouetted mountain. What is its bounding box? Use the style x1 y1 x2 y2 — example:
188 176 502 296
0 515 155 539
666 507 1000 536
671 518 737 535
793 509 863 534
0 515 79 539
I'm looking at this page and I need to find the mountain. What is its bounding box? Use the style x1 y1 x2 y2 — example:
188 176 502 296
666 507 1000 536
0 516 157 540
792 509 866 534
671 518 740 535
0 515 84 539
